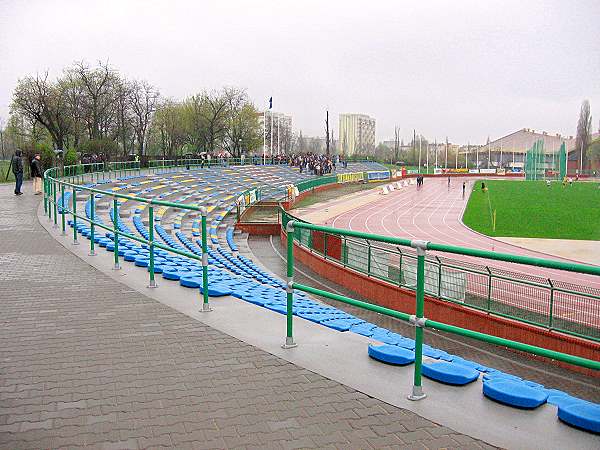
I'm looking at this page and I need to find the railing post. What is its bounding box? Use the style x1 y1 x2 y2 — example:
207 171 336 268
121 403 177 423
43 176 48 215
148 205 157 287
112 198 120 269
548 278 554 330
60 184 66 235
71 187 79 244
283 220 297 348
53 180 58 227
200 207 211 312
89 193 96 256
408 239 429 401
47 177 52 221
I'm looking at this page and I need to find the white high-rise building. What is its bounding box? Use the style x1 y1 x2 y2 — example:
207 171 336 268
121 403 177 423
338 113 376 156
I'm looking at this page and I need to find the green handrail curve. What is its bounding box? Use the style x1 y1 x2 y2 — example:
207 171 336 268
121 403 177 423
280 206 600 341
43 162 211 310
281 218 599 401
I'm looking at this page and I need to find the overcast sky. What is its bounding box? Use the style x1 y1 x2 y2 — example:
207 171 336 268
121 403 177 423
1 0 599 144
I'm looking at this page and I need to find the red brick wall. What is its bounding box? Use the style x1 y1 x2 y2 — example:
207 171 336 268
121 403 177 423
235 223 280 235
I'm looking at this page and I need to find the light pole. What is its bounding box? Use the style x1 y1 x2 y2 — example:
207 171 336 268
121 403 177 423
418 135 422 172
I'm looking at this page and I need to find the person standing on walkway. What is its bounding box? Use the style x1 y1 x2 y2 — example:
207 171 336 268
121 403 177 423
448 176 451 190
11 150 24 196
462 181 466 198
30 153 43 195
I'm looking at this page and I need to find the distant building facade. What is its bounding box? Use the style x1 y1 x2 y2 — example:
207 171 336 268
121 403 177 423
259 111 293 155
470 129 574 169
338 113 376 156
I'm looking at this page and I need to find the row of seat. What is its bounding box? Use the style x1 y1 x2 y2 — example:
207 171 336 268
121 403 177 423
58 165 599 435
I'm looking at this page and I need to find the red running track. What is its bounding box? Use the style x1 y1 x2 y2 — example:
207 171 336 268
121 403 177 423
323 177 600 327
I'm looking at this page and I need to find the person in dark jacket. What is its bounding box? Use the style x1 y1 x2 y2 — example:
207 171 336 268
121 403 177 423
31 153 43 195
11 150 24 195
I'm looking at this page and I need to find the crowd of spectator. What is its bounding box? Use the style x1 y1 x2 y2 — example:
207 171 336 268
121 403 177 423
289 153 346 175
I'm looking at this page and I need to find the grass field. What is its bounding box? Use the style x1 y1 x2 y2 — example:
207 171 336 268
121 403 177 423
463 179 600 240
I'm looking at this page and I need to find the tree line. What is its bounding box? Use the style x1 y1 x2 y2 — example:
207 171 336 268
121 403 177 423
2 61 263 167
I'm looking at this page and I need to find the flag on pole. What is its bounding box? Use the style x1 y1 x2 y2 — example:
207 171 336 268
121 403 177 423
269 97 273 110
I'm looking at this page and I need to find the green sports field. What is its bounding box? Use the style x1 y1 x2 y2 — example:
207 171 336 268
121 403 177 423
462 179 600 240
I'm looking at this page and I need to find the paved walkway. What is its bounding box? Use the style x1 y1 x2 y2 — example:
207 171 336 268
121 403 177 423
0 182 493 449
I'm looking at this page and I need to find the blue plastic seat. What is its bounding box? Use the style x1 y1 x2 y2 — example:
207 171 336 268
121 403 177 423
180 276 202 288
422 362 480 385
483 380 548 409
199 283 232 297
321 318 364 331
134 257 150 267
558 401 600 433
368 344 415 366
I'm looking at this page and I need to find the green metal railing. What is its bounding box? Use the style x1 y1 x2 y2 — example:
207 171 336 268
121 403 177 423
43 163 213 312
281 209 600 342
281 219 600 400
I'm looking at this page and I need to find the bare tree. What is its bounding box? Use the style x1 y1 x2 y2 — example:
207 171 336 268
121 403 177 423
71 61 118 140
224 91 261 157
129 80 159 156
203 88 236 152
113 79 134 157
575 99 592 170
11 72 71 149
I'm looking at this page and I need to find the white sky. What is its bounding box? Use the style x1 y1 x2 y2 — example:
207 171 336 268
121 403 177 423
1 0 599 144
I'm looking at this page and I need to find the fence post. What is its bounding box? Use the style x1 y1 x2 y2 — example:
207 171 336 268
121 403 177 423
548 278 554 330
486 267 492 312
148 205 157 287
71 187 79 244
89 193 96 256
408 239 429 401
367 242 372 275
398 249 403 285
436 256 442 298
200 207 211 312
112 198 120 269
60 184 66 235
283 220 297 348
